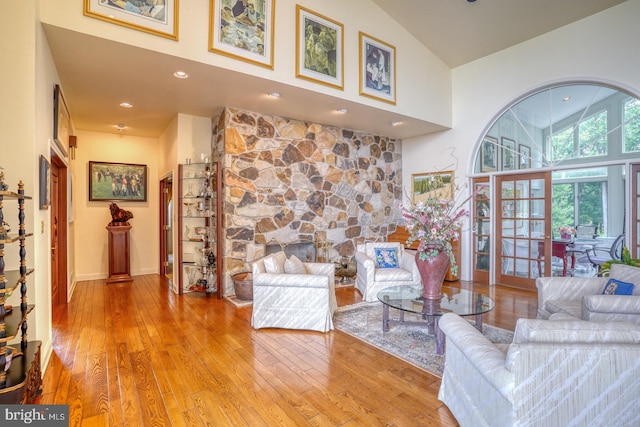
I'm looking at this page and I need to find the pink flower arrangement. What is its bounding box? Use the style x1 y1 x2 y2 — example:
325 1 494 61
401 185 481 275
558 225 575 237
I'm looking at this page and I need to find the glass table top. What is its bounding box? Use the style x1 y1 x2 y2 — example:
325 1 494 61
377 285 495 317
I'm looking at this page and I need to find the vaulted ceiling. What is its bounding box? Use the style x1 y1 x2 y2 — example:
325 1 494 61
44 0 626 140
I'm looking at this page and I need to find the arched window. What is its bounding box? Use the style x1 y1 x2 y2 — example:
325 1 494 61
474 83 640 173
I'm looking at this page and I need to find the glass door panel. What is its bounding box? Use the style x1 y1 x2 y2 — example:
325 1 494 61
472 177 490 283
497 171 551 290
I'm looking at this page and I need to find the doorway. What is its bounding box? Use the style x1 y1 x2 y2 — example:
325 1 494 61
50 153 68 311
495 171 551 290
159 175 173 285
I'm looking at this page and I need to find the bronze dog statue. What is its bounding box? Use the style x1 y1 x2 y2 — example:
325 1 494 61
108 202 134 225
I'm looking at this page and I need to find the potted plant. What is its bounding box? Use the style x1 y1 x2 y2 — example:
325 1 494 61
599 247 640 276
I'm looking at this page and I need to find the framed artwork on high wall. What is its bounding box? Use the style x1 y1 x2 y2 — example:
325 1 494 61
89 161 148 202
53 84 70 159
518 144 531 169
209 0 275 69
295 5 344 90
359 32 396 105
84 0 179 40
481 136 498 172
501 137 516 171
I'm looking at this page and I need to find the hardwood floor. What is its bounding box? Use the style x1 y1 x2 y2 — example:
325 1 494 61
37 275 537 426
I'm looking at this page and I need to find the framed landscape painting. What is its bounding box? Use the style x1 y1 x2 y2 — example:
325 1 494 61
295 5 344 90
84 0 179 40
209 0 275 69
412 171 454 204
89 161 148 202
359 32 396 105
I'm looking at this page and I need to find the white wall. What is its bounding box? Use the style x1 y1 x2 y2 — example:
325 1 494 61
73 131 160 280
38 0 452 128
402 0 640 281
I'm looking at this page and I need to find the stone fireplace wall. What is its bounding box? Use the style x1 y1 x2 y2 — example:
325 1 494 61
212 107 403 296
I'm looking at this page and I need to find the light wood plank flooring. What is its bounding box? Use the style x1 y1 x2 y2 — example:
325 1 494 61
37 275 537 426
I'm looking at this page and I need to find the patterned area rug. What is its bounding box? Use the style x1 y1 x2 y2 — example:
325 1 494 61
334 302 514 377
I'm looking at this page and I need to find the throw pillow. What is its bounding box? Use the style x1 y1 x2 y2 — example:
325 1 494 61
601 278 635 295
284 255 306 274
374 247 399 268
263 252 286 274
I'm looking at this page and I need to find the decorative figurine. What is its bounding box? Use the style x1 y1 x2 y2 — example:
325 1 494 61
108 202 134 226
0 167 9 191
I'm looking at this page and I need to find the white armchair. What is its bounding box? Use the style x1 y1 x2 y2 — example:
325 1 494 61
251 251 337 333
536 263 640 325
438 312 640 426
354 242 421 302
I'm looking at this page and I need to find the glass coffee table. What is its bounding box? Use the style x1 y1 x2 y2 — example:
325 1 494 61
377 285 495 354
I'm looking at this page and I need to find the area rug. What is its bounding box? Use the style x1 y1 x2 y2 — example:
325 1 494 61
333 302 514 377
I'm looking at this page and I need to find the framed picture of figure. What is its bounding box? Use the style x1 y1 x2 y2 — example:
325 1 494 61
84 0 179 40
295 5 344 90
209 0 275 69
481 136 498 172
359 32 396 105
89 161 148 202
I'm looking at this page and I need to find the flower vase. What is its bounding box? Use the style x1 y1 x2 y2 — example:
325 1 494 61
415 250 450 300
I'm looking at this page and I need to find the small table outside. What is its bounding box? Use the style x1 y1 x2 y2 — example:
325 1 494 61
377 285 495 354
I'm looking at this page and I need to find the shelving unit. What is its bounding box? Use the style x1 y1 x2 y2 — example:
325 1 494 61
0 181 42 404
177 162 222 296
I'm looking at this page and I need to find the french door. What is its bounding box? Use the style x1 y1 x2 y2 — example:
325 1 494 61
495 172 551 290
632 164 640 258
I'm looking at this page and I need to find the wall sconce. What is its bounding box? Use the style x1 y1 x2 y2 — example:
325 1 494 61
69 135 78 160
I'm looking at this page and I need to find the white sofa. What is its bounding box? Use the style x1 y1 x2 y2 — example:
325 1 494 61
438 312 640 426
536 263 640 325
354 242 421 302
251 252 337 333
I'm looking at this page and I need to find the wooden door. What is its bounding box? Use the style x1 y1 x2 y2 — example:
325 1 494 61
632 164 640 258
50 154 68 310
496 171 551 290
472 177 490 284
51 163 60 310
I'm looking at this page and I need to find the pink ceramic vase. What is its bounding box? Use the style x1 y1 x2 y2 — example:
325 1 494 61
415 249 450 300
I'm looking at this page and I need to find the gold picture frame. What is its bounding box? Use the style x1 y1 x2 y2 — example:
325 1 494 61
84 0 179 40
53 84 70 159
295 5 344 90
411 171 454 204
209 0 275 69
359 32 396 105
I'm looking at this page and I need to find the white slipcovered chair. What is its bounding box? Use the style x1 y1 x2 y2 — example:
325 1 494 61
354 242 421 302
438 312 640 426
251 251 337 333
536 263 640 325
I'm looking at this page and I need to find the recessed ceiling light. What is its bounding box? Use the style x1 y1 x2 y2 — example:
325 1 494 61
268 92 281 98
336 108 348 114
173 71 189 79
563 96 571 102
116 123 126 131
119 102 133 108
389 121 402 127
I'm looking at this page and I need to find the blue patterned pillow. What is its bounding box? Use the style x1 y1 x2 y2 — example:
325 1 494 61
375 247 399 268
602 278 635 295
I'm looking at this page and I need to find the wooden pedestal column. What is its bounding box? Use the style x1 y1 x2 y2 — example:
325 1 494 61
106 224 132 283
